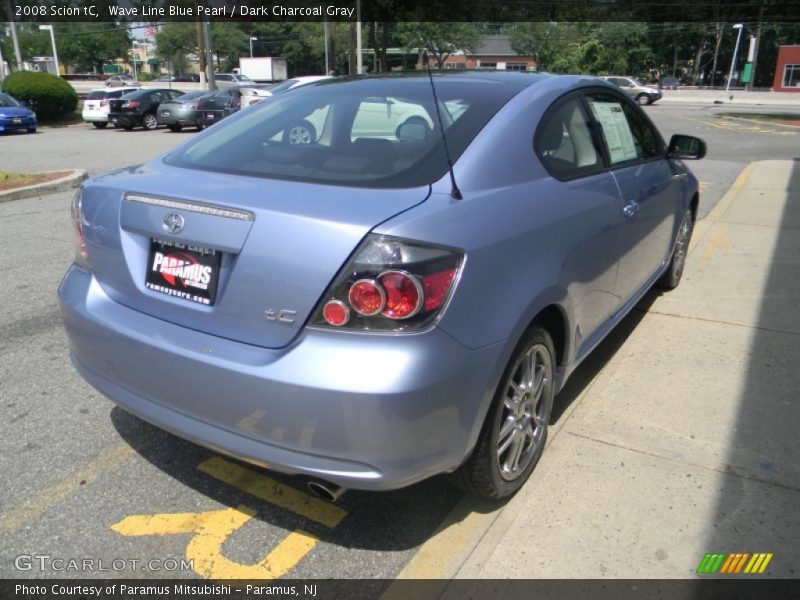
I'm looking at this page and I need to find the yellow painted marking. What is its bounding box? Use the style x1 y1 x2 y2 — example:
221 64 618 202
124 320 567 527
197 456 347 528
699 181 710 191
720 553 736 573
758 553 773 573
705 162 758 223
734 552 749 573
111 505 318 580
235 409 267 433
701 225 730 261
677 115 738 131
744 553 760 573
0 443 135 535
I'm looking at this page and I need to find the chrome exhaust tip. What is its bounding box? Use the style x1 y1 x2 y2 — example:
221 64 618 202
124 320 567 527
307 480 347 502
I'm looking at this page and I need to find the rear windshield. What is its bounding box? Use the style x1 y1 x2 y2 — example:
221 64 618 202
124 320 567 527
164 76 524 189
87 91 109 100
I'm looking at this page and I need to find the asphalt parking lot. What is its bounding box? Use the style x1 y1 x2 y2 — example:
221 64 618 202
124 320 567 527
1 99 798 581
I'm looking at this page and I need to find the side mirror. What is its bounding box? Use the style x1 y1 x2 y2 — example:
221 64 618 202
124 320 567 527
668 134 706 160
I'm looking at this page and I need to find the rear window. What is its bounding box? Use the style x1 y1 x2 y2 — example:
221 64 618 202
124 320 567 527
87 91 109 100
164 77 524 189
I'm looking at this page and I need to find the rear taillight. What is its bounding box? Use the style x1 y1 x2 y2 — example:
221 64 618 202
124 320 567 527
71 189 88 262
123 100 138 109
311 235 463 332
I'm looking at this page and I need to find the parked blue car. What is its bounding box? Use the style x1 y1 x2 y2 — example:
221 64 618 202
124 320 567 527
0 93 37 133
59 72 705 499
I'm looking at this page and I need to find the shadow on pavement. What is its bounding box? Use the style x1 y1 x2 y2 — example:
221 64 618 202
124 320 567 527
695 159 800 586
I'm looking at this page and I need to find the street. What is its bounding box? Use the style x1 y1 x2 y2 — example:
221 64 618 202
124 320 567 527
0 99 798 581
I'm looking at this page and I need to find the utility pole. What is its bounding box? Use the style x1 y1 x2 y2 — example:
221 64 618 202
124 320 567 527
5 0 22 69
203 18 216 91
748 2 766 91
356 0 363 75
324 21 330 75
195 17 206 87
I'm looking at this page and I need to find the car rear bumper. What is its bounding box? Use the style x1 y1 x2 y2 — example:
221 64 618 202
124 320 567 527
0 117 35 131
108 113 141 127
82 111 108 123
197 111 225 126
59 265 503 491
157 113 197 126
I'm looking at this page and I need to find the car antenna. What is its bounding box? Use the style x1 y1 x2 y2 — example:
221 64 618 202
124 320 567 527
423 51 462 201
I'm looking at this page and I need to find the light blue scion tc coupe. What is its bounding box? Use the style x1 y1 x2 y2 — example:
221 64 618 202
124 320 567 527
59 72 705 500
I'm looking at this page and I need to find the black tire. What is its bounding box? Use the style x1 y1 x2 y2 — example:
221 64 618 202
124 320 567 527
659 207 694 289
92 122 108 129
123 125 134 131
167 124 182 132
27 128 36 134
142 113 159 131
283 119 317 145
196 123 204 131
636 94 651 106
453 327 556 499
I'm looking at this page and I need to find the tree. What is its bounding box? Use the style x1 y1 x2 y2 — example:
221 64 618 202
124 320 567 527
508 22 581 72
56 22 131 74
155 23 197 73
396 22 479 69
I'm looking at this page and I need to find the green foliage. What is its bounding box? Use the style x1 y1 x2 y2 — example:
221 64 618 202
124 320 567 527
55 22 131 74
396 23 480 68
137 72 155 81
1 71 77 120
156 23 198 73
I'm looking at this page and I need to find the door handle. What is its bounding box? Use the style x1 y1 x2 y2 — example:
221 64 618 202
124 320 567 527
623 200 640 218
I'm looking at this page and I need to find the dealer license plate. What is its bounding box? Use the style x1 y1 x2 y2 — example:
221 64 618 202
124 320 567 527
145 238 221 306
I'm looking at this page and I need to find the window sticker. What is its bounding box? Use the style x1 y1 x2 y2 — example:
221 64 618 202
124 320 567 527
589 101 637 164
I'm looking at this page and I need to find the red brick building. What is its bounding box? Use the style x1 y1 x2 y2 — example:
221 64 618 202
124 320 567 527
773 45 800 92
439 35 536 72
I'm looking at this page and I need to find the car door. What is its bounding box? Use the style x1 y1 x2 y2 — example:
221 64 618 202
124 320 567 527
583 90 681 306
534 94 623 346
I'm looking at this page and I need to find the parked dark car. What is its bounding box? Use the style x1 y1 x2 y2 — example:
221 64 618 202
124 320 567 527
0 93 37 134
61 73 706 500
660 76 681 90
108 88 185 130
174 73 201 83
157 91 213 131
196 87 249 127
155 73 201 83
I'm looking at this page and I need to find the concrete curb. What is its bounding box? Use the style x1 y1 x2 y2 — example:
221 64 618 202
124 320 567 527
0 169 88 203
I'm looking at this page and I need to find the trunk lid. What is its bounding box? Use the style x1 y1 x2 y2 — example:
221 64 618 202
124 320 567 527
81 160 430 348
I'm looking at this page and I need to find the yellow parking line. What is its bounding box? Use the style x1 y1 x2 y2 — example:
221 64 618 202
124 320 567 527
197 456 347 528
705 162 757 222
0 442 135 535
112 504 319 579
676 115 739 130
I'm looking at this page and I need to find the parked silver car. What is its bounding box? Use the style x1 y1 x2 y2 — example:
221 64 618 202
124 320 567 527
601 76 662 105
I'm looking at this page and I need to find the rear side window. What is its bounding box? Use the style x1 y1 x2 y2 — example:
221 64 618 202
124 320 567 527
585 92 662 165
535 96 602 180
87 91 108 100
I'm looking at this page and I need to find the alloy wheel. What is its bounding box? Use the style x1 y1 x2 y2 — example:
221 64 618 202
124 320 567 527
288 125 312 145
672 211 693 281
496 343 553 481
